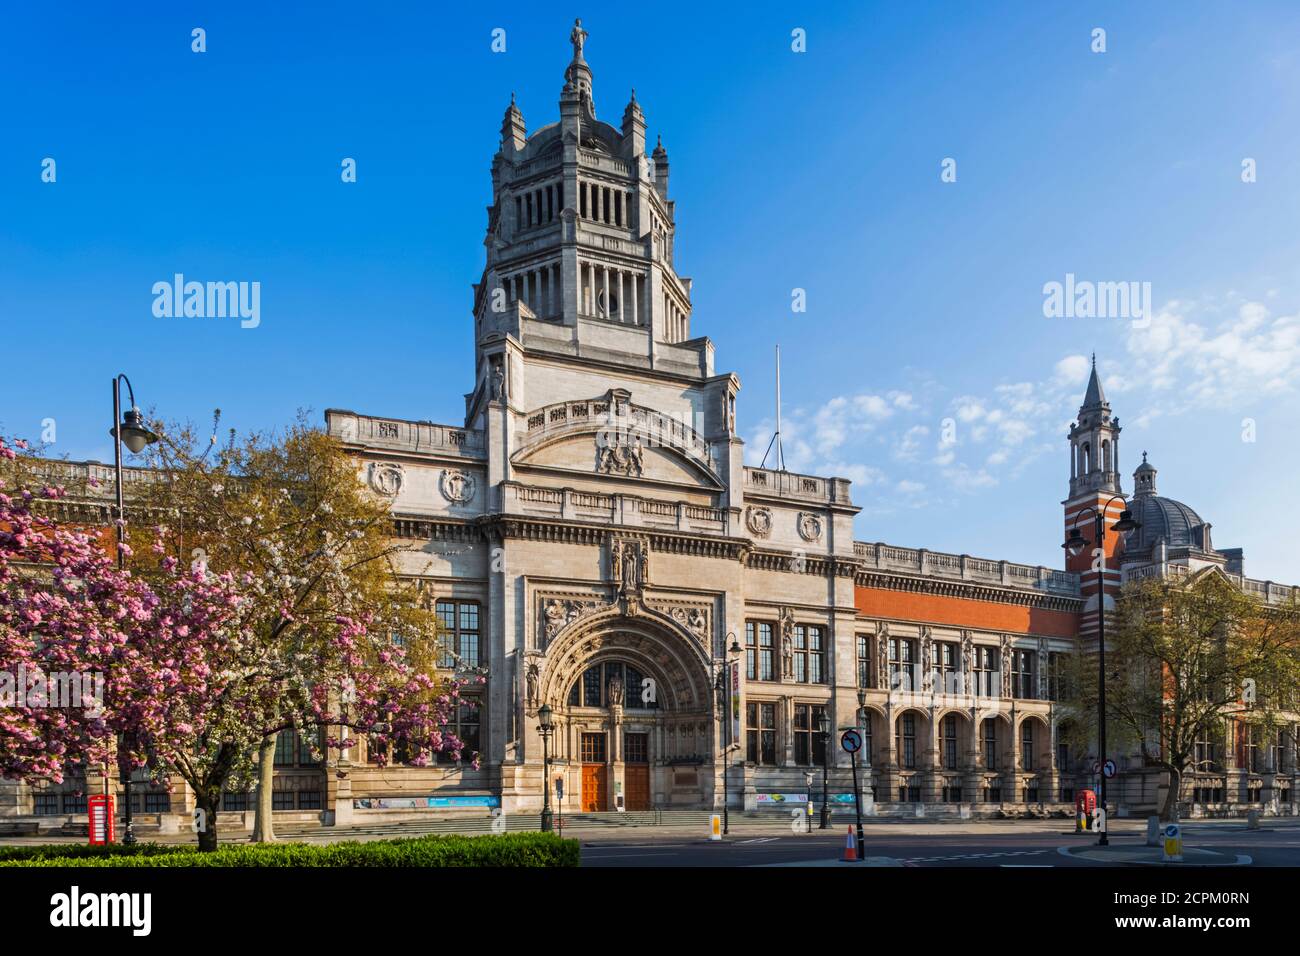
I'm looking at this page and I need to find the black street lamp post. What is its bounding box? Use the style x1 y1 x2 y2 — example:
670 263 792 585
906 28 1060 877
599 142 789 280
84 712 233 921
1064 496 1140 848
715 634 742 834
816 709 831 829
109 374 158 845
538 704 554 832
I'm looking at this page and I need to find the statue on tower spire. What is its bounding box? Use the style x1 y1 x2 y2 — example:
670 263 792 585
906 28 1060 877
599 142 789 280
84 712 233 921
570 18 588 59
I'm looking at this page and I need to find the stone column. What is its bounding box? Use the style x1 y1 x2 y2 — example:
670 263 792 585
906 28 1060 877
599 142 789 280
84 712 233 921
964 716 981 810
602 266 610 318
617 270 625 323
882 704 897 805
1008 715 1021 808
924 710 942 804
631 274 639 325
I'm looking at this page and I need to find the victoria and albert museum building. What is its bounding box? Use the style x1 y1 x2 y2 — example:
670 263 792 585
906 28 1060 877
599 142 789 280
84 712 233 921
4 23 1298 832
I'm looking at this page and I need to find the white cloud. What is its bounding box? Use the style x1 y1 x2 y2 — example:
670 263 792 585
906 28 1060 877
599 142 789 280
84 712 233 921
1054 354 1091 386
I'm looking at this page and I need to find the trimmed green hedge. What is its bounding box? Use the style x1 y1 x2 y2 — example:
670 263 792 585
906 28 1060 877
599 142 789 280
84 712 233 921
0 833 579 867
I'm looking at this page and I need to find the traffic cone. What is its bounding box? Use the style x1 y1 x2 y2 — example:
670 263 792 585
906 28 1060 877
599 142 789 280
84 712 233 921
840 825 858 862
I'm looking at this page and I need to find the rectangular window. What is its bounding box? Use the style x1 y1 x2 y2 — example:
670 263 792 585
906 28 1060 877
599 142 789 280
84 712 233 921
1195 735 1219 772
942 780 963 803
222 791 250 812
983 785 1003 803
974 647 999 698
936 642 959 694
435 600 481 669
272 791 295 811
793 704 827 766
1021 723 1034 771
1241 725 1260 773
62 793 88 814
625 732 649 764
746 621 775 681
1011 649 1036 699
438 698 482 764
746 702 778 766
274 729 296 766
792 625 825 684
33 794 59 815
856 635 871 688
581 733 607 763
1047 652 1067 701
297 790 322 810
1057 741 1070 772
889 638 917 692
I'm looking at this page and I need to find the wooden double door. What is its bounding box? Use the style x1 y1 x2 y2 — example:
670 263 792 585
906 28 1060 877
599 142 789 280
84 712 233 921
579 731 651 812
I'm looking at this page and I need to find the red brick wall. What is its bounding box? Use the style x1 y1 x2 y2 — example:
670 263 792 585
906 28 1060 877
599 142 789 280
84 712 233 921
855 585 1079 638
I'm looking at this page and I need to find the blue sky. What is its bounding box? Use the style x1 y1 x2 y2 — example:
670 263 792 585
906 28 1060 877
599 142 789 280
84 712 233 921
3 2 1299 581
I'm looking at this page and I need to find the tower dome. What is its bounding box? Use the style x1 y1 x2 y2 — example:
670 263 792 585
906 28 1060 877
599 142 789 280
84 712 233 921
1123 455 1214 554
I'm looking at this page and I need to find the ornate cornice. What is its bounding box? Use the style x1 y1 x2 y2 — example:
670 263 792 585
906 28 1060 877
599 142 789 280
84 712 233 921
855 569 1084 613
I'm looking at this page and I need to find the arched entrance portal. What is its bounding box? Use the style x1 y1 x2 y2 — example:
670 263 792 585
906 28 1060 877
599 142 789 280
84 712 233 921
537 613 715 812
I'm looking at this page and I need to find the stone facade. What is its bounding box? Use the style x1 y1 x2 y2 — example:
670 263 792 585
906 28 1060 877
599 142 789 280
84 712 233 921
4 23 1297 833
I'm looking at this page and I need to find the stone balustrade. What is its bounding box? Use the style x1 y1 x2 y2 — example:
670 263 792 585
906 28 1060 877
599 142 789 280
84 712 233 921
854 541 1081 597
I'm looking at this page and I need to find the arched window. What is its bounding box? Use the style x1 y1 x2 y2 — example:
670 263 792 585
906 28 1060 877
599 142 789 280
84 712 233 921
567 661 658 709
941 715 959 769
1102 439 1111 472
982 718 998 769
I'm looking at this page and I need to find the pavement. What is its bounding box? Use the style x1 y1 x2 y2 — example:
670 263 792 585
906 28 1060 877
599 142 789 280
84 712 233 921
4 815 1297 867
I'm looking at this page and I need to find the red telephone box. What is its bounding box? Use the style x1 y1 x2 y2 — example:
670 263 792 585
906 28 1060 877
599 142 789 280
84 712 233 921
88 794 115 844
1074 789 1096 830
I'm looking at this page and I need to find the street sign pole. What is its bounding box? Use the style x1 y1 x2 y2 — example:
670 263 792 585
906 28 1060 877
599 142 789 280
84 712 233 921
840 728 866 861
850 750 864 859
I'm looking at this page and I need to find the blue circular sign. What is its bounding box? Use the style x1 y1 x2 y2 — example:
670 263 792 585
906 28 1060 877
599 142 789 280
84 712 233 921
840 729 863 754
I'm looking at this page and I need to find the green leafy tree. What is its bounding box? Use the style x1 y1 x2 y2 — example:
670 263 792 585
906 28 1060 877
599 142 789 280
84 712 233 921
1063 571 1300 821
135 413 472 845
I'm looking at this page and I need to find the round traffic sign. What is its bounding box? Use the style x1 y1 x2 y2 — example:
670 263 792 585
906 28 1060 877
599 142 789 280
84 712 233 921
1102 759 1117 779
1165 824 1180 838
840 729 863 754
1091 761 1101 775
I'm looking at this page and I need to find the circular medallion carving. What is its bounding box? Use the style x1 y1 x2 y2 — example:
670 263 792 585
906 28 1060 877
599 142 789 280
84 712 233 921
797 512 823 542
440 468 476 504
745 506 773 539
369 462 404 497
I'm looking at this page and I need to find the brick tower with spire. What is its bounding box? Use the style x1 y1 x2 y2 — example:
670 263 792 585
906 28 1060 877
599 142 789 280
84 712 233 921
1063 356 1126 642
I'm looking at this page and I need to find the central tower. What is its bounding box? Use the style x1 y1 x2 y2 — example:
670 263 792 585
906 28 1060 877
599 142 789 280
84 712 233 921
470 18 697 416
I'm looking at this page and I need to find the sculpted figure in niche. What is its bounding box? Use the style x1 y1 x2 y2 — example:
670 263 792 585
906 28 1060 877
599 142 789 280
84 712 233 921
525 662 539 707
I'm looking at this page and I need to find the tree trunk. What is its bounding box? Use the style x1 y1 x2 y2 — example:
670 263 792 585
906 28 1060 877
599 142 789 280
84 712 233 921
1160 767 1182 822
251 734 277 843
196 790 221 852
